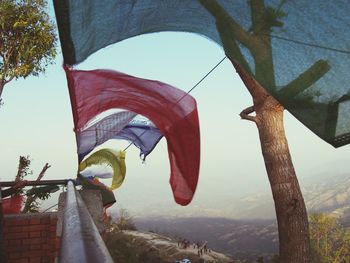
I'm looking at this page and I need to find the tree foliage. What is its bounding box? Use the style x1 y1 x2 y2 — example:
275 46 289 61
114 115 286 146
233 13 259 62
11 155 53 213
106 208 137 232
23 186 56 213
309 213 350 263
0 0 57 99
14 155 32 195
22 162 52 213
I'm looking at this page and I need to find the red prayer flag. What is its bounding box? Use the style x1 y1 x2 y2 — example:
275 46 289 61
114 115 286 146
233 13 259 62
2 195 24 214
65 66 200 205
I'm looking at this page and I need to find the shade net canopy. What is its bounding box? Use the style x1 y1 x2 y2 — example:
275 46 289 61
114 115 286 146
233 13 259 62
65 66 200 205
54 0 350 147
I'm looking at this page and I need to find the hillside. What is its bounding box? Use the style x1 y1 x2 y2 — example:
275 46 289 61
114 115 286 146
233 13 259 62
135 217 278 262
105 229 234 263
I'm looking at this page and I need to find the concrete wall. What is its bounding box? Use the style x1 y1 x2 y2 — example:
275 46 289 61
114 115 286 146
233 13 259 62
56 190 106 236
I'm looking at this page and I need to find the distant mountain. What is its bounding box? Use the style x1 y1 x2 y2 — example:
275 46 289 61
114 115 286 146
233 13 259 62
117 172 350 221
211 173 350 220
303 174 350 213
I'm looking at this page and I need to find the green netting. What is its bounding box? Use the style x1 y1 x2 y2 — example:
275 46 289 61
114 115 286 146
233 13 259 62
54 0 350 147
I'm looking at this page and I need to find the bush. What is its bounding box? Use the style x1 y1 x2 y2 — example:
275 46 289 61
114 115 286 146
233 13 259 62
309 213 350 263
107 208 137 232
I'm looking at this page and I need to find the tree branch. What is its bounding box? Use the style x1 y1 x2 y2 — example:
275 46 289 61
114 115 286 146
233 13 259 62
230 58 269 104
279 59 330 100
249 1 276 89
250 0 266 35
200 0 276 87
36 163 51 181
1 45 13 86
3 75 15 85
240 106 257 123
217 20 253 76
0 80 4 99
22 163 51 213
199 0 254 49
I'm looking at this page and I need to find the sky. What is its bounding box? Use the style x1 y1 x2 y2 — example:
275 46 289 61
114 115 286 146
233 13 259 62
1 4 350 219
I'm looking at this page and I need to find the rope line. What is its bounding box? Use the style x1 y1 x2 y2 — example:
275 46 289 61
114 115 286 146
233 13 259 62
123 56 227 151
186 56 227 95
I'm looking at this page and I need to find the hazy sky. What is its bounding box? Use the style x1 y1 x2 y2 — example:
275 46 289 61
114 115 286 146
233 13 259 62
1 5 349 218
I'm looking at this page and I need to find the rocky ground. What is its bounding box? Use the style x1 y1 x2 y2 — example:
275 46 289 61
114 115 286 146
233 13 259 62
105 229 234 263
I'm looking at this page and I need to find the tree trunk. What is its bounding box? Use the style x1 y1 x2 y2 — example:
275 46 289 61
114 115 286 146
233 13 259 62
0 81 4 105
236 62 310 263
256 96 310 263
198 1 311 260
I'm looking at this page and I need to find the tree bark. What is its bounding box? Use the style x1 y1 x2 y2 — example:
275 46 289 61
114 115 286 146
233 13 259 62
235 62 310 263
256 96 310 263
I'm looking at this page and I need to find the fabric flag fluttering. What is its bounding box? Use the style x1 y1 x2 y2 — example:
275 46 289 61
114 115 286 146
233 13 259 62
65 66 200 205
77 111 163 162
79 149 126 190
113 117 163 161
77 110 136 162
54 0 350 148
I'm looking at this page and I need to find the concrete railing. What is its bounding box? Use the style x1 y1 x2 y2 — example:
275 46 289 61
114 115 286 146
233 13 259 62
59 180 113 263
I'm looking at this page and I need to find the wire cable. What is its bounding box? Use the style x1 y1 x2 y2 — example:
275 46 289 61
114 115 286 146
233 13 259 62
123 56 227 151
269 34 350 55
